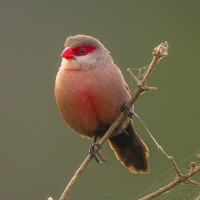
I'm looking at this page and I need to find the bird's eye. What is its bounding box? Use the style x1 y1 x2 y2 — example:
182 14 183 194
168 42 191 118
80 48 86 54
72 45 96 56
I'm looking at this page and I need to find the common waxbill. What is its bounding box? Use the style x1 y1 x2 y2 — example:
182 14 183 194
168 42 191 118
55 35 149 173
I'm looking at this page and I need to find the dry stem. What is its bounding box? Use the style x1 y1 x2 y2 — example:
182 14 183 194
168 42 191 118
57 41 169 200
139 157 200 200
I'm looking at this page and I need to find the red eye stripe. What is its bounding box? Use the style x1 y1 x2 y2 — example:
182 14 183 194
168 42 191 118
72 45 96 56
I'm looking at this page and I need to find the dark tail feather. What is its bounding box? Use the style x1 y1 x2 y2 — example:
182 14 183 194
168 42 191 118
108 121 149 173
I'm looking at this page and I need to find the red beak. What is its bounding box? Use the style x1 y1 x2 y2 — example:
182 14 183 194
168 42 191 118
61 47 75 59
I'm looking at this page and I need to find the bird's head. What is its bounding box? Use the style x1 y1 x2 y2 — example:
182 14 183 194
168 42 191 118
60 35 112 70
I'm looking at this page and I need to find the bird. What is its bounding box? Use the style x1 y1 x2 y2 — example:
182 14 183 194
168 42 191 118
55 35 149 173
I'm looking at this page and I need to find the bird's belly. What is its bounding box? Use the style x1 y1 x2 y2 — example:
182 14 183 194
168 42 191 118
55 71 115 138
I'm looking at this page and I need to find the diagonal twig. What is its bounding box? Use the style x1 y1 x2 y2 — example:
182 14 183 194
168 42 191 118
138 158 200 200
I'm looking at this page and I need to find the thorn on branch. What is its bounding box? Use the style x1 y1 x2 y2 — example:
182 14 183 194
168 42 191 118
140 85 157 91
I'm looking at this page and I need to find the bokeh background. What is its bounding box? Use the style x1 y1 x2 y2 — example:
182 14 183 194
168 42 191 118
1 1 200 199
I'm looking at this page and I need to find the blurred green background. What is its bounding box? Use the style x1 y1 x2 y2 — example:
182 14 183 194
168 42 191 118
1 1 200 199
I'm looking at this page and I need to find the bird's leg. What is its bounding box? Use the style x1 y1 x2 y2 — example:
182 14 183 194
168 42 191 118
121 103 137 118
89 135 107 163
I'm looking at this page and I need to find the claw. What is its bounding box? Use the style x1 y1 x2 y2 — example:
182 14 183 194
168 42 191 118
121 103 137 118
89 143 107 163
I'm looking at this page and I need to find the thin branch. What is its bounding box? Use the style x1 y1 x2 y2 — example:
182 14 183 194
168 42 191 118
169 157 182 177
138 161 200 200
57 41 169 200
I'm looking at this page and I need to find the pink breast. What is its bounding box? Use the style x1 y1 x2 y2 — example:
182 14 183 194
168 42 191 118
55 69 110 136
74 86 106 121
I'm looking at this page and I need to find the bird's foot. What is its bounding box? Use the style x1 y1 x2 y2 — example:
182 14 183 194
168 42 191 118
89 143 107 163
121 103 137 118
